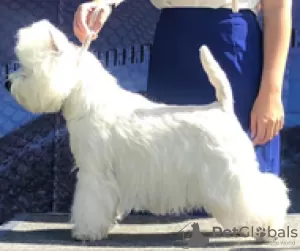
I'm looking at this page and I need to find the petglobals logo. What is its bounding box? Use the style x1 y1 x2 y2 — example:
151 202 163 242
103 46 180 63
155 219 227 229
244 226 298 239
212 226 298 239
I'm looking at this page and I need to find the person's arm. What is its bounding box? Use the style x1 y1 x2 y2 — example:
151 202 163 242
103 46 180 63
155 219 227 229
260 0 292 95
251 0 292 145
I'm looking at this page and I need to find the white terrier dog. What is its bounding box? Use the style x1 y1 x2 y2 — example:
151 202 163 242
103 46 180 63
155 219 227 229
7 20 290 242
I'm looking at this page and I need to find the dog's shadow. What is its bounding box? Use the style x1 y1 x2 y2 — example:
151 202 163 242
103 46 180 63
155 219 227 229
1 225 285 249
0 228 263 248
1 215 298 249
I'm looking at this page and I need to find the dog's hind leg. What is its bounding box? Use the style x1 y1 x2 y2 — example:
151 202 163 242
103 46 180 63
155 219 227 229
229 172 290 242
204 168 290 242
71 169 120 241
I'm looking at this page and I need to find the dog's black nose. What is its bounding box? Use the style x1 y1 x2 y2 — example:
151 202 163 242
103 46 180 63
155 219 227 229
4 79 12 92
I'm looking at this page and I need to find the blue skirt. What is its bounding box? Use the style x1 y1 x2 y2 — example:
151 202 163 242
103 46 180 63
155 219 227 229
147 8 280 175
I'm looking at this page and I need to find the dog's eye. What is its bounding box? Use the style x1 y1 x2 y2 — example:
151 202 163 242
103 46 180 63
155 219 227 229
22 68 33 75
18 70 31 79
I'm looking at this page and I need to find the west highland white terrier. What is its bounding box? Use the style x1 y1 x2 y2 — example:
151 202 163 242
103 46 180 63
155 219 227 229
6 20 290 242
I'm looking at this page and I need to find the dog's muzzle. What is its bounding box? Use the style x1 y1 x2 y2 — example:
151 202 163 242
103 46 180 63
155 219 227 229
4 79 12 92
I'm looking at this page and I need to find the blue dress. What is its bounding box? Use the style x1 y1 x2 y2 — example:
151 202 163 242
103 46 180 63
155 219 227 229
146 8 280 186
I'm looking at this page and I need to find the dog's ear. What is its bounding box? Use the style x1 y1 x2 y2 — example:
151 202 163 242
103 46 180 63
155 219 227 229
48 25 69 52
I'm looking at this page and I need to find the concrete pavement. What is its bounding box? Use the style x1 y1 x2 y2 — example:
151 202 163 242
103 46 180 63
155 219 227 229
1 213 300 251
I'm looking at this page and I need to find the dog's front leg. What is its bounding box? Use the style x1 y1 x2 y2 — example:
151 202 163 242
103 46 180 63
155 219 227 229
71 169 119 241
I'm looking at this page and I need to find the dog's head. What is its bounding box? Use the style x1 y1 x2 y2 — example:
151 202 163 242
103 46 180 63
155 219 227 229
7 19 80 113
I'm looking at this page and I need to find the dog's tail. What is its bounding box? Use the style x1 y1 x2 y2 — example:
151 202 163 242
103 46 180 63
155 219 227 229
200 45 234 112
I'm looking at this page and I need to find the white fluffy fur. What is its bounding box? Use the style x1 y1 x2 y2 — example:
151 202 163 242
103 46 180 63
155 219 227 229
9 20 290 242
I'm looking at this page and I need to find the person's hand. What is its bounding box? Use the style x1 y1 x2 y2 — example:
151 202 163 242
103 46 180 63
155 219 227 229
73 1 111 43
250 89 284 146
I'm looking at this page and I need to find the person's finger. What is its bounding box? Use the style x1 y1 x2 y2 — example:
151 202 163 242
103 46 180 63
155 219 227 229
250 113 257 140
253 120 267 146
280 117 284 130
74 28 85 43
275 117 284 136
79 6 94 37
74 8 88 42
74 19 81 41
274 120 281 138
74 17 86 43
263 120 275 144
73 9 78 32
89 9 104 33
91 32 98 41
73 9 80 34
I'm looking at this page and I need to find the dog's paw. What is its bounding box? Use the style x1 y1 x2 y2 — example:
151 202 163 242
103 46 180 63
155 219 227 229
71 228 108 242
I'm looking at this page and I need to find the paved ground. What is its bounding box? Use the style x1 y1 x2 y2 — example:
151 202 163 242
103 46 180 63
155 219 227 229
0 213 300 251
